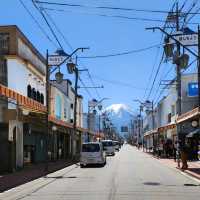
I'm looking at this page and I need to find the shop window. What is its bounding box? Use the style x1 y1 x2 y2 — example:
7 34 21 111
27 85 32 98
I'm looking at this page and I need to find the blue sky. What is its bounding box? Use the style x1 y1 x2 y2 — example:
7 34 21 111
0 0 199 113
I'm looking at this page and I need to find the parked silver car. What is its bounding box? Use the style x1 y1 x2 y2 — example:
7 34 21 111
80 142 106 167
101 140 115 156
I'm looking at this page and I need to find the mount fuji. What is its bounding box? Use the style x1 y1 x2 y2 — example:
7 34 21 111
105 104 134 137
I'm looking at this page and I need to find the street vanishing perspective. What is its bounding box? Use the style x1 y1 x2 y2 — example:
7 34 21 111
0 0 200 200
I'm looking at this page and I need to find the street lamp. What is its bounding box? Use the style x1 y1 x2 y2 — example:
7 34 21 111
133 99 155 152
88 98 110 141
55 69 64 84
45 47 89 171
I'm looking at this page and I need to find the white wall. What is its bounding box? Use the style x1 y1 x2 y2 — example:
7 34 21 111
7 59 27 96
7 58 46 106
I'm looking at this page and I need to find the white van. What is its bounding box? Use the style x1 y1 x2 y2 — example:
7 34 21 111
101 140 115 156
113 141 120 151
80 142 106 167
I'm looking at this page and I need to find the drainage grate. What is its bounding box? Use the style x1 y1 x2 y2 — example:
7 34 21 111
143 182 161 186
44 176 63 179
184 183 200 187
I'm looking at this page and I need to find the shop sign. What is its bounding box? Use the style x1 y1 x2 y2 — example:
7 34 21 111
188 82 198 97
48 55 68 66
170 33 198 46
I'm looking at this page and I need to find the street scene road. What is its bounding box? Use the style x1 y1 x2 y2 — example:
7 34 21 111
1 1 200 199
1 145 200 200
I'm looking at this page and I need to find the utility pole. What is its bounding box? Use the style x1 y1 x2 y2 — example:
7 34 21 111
72 56 78 159
151 101 155 154
175 3 181 168
198 26 200 109
45 50 50 172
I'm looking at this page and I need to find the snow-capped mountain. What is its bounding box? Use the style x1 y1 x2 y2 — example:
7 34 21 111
105 104 134 137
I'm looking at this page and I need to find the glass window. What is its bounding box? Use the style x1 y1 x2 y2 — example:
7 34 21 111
0 33 9 54
101 141 113 147
55 95 62 119
82 144 100 152
0 59 7 85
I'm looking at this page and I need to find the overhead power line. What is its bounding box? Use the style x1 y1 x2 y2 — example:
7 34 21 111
79 44 160 59
18 0 57 47
43 10 74 51
146 51 165 100
93 75 148 91
78 77 93 98
32 0 64 49
34 0 200 15
35 1 103 100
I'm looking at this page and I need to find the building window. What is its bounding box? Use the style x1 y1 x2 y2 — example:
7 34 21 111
27 85 32 98
36 91 41 102
32 88 37 100
64 108 67 119
55 95 62 119
71 103 73 109
0 33 9 54
168 113 171 123
0 59 7 85
171 105 175 116
41 94 44 104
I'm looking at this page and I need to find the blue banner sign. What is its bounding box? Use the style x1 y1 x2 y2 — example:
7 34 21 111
188 82 198 97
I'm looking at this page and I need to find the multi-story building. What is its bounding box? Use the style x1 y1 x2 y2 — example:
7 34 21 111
0 25 46 172
143 73 199 151
0 25 87 173
49 79 84 158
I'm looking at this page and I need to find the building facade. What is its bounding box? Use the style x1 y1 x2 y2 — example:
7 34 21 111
0 25 47 172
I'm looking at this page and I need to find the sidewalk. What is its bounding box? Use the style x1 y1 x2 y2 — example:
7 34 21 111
159 158 200 180
0 159 77 192
139 148 200 180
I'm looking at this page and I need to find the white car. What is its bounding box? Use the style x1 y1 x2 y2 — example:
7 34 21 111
80 142 106 167
101 140 115 156
113 141 120 151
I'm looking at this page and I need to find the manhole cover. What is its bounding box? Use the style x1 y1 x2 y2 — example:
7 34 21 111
184 183 200 187
143 182 161 186
67 176 77 179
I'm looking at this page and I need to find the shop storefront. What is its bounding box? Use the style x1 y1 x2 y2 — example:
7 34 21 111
177 107 200 161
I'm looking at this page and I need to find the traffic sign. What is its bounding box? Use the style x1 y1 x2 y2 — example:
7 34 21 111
48 55 68 66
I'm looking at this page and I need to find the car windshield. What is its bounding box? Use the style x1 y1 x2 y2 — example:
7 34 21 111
113 142 119 145
102 141 113 147
82 144 100 152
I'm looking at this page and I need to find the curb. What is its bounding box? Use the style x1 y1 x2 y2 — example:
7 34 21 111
184 170 200 181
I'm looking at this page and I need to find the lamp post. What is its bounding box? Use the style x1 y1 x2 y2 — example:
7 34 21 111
133 99 155 151
88 98 110 141
45 47 89 171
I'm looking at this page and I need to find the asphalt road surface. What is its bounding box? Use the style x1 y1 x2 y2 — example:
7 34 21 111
1 144 200 200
